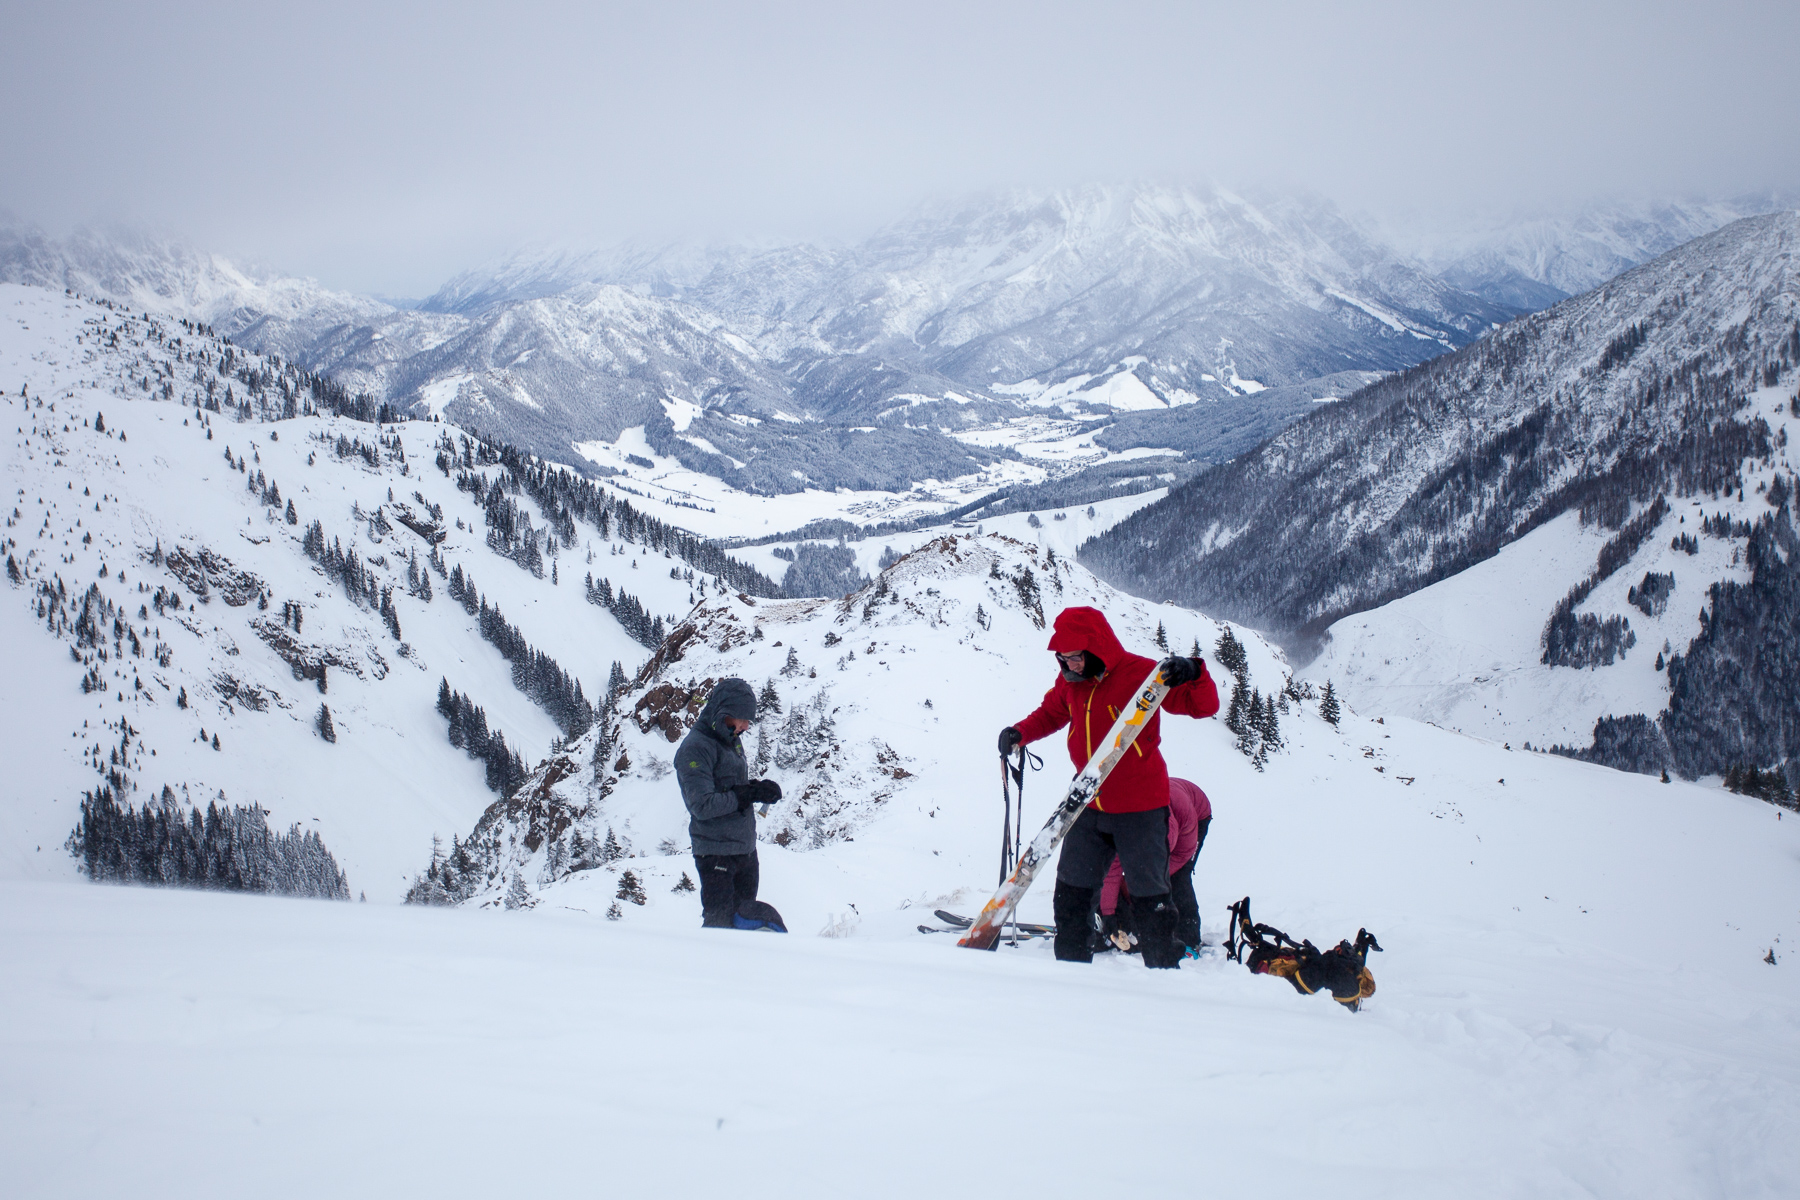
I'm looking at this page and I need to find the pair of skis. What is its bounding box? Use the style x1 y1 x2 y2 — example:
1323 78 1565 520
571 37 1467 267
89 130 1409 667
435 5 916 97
958 662 1176 951
917 909 1054 939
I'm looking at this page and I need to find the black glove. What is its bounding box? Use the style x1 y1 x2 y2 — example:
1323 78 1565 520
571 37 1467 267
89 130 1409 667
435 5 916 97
734 780 782 810
1159 656 1204 687
997 726 1022 757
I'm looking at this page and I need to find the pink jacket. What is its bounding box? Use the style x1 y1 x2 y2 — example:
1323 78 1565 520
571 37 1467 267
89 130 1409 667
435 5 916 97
1099 778 1211 916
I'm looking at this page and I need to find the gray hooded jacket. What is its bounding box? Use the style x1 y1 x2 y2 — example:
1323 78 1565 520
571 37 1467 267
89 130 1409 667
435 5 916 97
677 678 759 856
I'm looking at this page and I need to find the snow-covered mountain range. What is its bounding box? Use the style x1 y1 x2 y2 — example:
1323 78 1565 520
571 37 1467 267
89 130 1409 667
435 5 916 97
1415 195 1794 310
10 187 1778 502
441 186 1514 406
1085 211 1800 785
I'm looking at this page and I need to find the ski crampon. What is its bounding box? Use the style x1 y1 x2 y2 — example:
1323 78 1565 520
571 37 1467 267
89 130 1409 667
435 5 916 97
958 663 1174 951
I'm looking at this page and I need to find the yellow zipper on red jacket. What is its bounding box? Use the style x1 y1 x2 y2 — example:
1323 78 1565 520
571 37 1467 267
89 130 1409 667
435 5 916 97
1085 687 1101 811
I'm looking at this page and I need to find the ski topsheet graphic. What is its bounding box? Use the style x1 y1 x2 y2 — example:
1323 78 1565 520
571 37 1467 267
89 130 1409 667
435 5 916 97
959 664 1174 951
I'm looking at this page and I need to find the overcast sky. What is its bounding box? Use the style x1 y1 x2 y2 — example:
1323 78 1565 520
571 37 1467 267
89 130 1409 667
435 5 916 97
3 0 1796 295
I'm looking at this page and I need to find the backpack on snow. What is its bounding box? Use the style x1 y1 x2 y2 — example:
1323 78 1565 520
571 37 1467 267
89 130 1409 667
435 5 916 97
1224 896 1381 1011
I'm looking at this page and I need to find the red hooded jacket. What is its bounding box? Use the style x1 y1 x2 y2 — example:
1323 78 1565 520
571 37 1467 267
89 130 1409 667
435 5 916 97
1013 607 1220 814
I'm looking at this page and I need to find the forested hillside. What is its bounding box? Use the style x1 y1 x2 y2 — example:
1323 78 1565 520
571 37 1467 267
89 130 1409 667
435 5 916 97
1084 213 1800 784
1085 213 1798 636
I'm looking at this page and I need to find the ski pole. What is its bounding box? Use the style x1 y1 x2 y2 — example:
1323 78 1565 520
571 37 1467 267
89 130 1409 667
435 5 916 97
1007 762 1018 948
998 752 1014 887
1004 745 1040 945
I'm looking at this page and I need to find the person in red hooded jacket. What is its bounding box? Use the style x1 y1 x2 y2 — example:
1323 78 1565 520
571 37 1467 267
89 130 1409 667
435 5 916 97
998 606 1219 968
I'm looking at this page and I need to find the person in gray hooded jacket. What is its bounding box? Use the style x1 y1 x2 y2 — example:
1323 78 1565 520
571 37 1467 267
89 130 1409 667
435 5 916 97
676 677 783 927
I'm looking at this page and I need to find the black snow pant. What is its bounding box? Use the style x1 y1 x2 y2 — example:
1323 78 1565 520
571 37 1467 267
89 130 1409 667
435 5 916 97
1056 806 1171 896
1053 807 1175 967
695 850 760 928
1109 816 1210 951
1170 817 1209 949
1168 857 1200 951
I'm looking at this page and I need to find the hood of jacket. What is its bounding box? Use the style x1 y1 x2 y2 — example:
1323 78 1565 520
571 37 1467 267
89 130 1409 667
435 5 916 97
697 677 757 737
1045 606 1130 673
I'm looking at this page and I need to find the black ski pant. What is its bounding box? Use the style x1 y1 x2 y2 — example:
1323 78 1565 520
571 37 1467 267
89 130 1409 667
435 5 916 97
695 850 759 928
1054 806 1171 965
1169 817 1209 948
1110 815 1210 948
1169 857 1200 950
1056 806 1171 897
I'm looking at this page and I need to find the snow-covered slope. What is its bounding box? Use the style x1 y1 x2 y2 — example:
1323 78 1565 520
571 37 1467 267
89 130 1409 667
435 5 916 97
410 530 1278 911
0 224 396 341
0 283 711 893
5 287 1799 1199
28 530 1789 1198
1089 213 1800 783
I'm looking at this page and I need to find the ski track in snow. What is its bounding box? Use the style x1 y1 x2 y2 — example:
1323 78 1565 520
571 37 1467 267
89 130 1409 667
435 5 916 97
2 283 1799 1197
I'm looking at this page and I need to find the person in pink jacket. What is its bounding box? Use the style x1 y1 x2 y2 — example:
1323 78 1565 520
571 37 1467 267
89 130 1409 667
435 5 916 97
1098 778 1211 955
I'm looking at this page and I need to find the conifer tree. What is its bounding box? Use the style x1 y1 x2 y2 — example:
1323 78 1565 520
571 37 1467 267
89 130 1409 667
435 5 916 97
1260 694 1283 754
1214 626 1248 680
1234 688 1262 765
1319 680 1341 728
1154 622 1168 651
616 869 647 906
590 722 614 783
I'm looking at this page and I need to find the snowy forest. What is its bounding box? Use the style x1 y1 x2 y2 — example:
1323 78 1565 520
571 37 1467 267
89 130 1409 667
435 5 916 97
68 784 350 899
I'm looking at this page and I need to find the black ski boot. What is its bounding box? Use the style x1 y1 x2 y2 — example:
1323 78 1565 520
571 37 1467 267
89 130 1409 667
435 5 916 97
1053 882 1096 962
1130 894 1181 969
